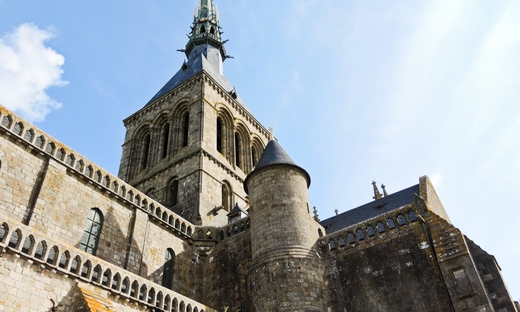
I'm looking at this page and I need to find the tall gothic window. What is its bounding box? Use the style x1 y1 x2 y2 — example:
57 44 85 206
222 182 232 212
168 179 179 208
235 133 241 169
141 134 151 169
80 209 103 255
251 147 257 168
162 123 170 159
182 113 189 147
216 118 223 153
162 248 175 289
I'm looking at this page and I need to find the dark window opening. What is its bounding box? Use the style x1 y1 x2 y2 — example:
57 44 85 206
162 123 170 158
182 113 189 147
216 118 223 153
235 133 241 168
142 134 151 169
170 180 179 207
200 25 206 33
222 183 231 211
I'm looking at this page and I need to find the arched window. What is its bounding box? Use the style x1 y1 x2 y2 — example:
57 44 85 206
251 147 257 167
167 179 179 208
142 134 151 169
162 123 170 159
251 138 264 169
182 113 189 147
221 182 232 211
80 208 103 255
162 248 175 289
216 118 223 153
235 133 241 168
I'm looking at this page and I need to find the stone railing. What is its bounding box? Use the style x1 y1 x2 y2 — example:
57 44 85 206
0 106 194 238
193 217 250 244
318 205 419 254
0 215 215 312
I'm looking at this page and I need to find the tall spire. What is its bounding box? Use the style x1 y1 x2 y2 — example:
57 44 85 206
185 0 227 61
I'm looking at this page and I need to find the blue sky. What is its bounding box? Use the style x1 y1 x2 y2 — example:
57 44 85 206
1 0 519 300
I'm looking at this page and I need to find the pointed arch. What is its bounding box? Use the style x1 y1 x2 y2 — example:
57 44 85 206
251 136 265 169
216 108 234 163
182 112 190 147
162 248 175 289
162 122 171 158
234 122 252 172
166 178 179 208
221 181 232 212
171 102 191 151
128 124 152 179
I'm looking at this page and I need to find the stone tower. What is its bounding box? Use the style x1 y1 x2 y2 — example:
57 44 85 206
245 140 327 311
118 0 270 226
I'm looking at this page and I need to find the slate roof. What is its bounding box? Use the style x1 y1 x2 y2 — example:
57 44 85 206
244 140 311 193
145 45 249 110
320 184 420 234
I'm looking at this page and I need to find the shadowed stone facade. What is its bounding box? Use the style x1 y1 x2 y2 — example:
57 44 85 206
0 1 518 311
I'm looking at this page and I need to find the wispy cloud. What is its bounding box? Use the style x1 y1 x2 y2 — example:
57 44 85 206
0 23 67 122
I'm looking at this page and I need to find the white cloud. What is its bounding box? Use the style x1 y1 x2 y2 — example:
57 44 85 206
0 23 67 122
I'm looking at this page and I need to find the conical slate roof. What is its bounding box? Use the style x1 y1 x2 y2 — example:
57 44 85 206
244 140 311 194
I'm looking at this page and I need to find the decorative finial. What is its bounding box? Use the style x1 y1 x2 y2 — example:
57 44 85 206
381 184 388 197
335 209 339 216
268 126 274 140
313 206 320 222
372 181 382 200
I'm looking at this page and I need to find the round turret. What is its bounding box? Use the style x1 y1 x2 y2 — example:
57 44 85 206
245 140 318 260
245 140 326 311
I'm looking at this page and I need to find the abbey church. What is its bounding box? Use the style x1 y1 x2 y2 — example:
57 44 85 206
0 1 518 311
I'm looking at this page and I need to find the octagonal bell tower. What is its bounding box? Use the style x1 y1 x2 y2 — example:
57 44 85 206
118 0 270 226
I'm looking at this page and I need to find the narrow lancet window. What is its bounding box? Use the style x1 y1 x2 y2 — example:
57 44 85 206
142 134 151 169
235 133 241 168
182 113 189 147
80 208 103 255
222 182 231 211
162 249 175 289
162 123 170 158
216 118 223 153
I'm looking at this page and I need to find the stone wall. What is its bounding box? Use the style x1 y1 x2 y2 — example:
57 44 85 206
0 215 214 312
467 238 518 311
321 204 453 311
201 229 252 311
